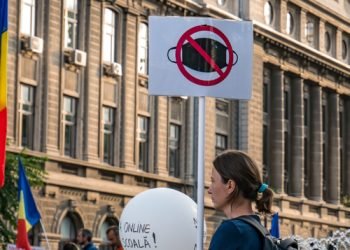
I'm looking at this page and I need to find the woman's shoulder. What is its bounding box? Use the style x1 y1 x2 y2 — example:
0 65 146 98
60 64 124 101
209 215 263 250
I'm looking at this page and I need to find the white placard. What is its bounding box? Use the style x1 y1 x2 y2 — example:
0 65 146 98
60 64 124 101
149 16 253 99
7 244 44 250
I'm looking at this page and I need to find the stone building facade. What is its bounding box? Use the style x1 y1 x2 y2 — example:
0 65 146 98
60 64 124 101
5 0 350 249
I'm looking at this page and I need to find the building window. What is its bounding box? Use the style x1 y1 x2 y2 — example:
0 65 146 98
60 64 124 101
60 216 77 240
103 107 114 165
169 97 185 177
325 31 331 52
138 116 149 172
64 0 78 49
305 21 314 44
215 134 227 155
264 1 274 25
342 38 348 61
20 84 35 149
215 99 230 155
286 12 294 35
169 124 181 177
342 34 349 63
217 0 226 6
103 8 118 64
21 0 36 36
99 218 118 242
286 4 300 40
138 22 148 75
59 212 83 248
305 15 318 49
63 96 76 157
325 24 336 57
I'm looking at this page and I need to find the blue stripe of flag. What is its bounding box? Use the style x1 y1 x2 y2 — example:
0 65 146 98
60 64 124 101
18 159 41 227
0 1 8 34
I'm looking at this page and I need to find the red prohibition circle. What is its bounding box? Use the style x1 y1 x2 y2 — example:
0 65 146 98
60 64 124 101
175 25 234 86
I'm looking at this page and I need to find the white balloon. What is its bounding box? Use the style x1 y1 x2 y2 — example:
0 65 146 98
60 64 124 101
119 188 206 250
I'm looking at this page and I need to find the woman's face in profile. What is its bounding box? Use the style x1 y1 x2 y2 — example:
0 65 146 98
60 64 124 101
208 167 231 211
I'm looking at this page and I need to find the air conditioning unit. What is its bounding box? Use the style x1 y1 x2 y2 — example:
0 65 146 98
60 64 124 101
70 49 87 67
23 36 44 54
105 62 122 76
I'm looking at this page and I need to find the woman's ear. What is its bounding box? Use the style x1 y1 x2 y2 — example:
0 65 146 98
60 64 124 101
226 179 236 194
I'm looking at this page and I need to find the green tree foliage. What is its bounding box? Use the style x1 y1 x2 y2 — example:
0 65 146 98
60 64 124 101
0 152 46 246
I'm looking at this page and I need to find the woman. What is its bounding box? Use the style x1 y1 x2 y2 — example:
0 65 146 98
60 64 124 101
208 150 274 250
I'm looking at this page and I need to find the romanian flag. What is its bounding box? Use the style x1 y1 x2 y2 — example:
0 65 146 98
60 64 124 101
16 159 41 250
0 0 8 188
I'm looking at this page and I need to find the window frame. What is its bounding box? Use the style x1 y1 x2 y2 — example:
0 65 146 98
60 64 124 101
215 98 233 155
64 0 79 49
264 1 274 25
305 14 319 49
137 115 150 172
102 106 115 165
137 21 149 75
169 123 181 177
324 23 336 57
341 34 349 62
102 8 120 64
286 3 300 40
19 84 35 149
20 0 36 36
62 96 77 157
168 97 186 178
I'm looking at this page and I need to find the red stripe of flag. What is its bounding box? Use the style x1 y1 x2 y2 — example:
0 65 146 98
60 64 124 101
16 219 32 250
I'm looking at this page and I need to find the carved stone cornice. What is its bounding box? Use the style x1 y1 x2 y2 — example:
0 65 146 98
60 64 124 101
254 23 350 86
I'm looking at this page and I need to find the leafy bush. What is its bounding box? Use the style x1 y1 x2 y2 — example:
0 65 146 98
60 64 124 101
0 151 46 248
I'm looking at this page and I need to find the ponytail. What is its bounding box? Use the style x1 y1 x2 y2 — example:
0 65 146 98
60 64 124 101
255 187 274 214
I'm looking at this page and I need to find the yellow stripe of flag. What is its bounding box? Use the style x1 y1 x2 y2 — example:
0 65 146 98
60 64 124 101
0 31 7 109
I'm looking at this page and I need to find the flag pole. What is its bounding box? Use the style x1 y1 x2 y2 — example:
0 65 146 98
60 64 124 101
40 220 51 250
196 96 205 250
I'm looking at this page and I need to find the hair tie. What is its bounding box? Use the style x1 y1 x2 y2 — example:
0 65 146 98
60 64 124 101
258 183 268 193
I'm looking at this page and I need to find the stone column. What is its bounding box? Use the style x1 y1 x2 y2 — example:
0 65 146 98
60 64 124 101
345 100 350 195
336 29 343 61
290 77 304 197
319 19 326 52
120 11 137 169
280 1 287 34
185 97 195 181
327 93 340 204
300 10 307 44
269 68 284 194
309 86 322 201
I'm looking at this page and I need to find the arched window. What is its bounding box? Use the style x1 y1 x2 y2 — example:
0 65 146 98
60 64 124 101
60 215 77 240
99 217 119 250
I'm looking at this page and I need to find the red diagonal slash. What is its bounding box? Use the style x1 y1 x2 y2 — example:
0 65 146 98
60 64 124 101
186 36 224 76
175 25 234 86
